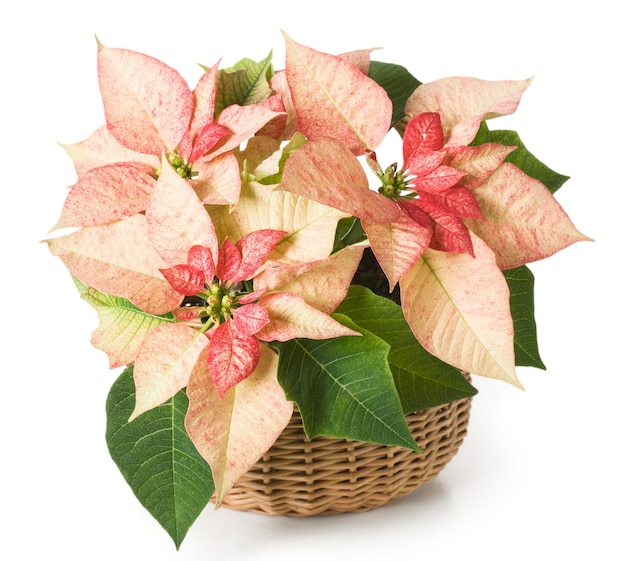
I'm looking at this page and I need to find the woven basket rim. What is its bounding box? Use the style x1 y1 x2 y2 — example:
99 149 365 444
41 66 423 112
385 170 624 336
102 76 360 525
218 390 473 516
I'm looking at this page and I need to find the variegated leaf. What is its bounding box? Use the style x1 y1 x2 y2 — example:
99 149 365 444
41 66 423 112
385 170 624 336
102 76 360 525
60 126 160 179
146 158 219 266
280 138 401 224
191 152 242 207
210 180 347 263
363 211 432 289
46 214 182 315
97 40 193 153
51 163 156 230
130 324 209 420
256 292 360 341
406 76 532 147
467 163 592 269
185 345 293 504
254 243 368 314
81 287 174 368
283 32 392 155
400 232 520 386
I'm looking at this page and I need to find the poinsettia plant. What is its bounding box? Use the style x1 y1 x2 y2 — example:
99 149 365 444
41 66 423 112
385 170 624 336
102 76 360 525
45 31 589 548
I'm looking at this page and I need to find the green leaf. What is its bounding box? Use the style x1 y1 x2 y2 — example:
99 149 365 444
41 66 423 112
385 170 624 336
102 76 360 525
72 275 88 294
275 316 420 451
368 60 421 129
106 367 214 549
214 51 274 114
336 285 477 412
472 122 569 193
332 216 366 253
504 266 546 369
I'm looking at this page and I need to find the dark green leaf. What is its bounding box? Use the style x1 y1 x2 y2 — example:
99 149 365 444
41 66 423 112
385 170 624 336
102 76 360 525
214 51 274 114
472 122 569 193
336 285 477 412
105 367 214 549
368 60 421 129
275 316 420 451
332 216 366 253
504 266 546 369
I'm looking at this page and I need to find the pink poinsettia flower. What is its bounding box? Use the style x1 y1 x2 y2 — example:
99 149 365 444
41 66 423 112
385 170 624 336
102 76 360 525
52 42 282 232
159 230 359 398
278 72 588 389
159 231 282 396
128 225 364 501
280 119 513 289
375 111 513 257
96 40 283 170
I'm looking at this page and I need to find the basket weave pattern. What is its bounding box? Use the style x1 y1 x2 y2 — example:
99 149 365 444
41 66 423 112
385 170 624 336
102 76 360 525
219 394 472 516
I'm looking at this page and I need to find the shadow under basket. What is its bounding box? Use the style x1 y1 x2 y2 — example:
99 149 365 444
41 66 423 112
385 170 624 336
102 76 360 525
218 393 473 517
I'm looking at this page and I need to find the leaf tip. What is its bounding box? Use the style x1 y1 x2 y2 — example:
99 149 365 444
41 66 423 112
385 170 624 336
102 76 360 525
127 405 143 423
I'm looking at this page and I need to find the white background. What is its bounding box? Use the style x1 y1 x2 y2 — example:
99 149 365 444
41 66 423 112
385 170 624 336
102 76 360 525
2 1 623 559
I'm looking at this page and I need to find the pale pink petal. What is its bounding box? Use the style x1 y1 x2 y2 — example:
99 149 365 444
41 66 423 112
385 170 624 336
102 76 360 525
445 143 517 189
173 307 201 321
254 243 368 314
185 345 293 504
283 32 391 155
191 152 242 207
130 324 209 420
145 158 219 266
406 77 532 146
280 138 401 224
255 94 288 140
207 322 260 397
466 163 592 269
232 304 270 336
362 211 432 289
256 292 360 341
338 48 376 74
268 71 299 139
211 104 283 158
45 214 182 315
97 41 193 153
211 179 348 263
51 163 156 231
400 232 520 386
188 62 219 144
178 131 193 164
61 126 160 179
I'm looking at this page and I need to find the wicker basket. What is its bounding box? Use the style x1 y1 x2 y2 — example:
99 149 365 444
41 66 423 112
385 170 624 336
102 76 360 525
219 393 473 516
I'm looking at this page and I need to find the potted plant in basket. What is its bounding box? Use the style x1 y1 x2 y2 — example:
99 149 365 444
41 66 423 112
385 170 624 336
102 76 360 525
44 31 590 548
